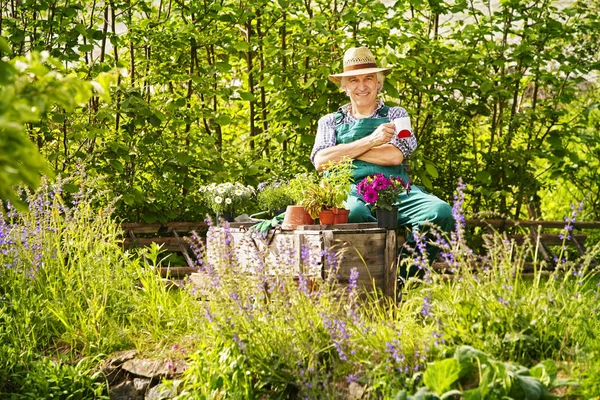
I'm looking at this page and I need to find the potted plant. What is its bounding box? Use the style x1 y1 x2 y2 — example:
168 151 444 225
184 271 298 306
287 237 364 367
288 172 320 225
300 157 354 225
256 179 295 217
198 182 255 223
356 174 411 229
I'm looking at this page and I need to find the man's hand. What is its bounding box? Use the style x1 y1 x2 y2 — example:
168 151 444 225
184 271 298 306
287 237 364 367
369 122 395 146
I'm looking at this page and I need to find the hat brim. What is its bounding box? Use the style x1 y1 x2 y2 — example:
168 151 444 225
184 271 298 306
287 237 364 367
328 67 392 84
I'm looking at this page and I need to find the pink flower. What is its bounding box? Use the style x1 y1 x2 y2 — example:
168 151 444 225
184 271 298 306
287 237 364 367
363 187 378 204
373 174 389 190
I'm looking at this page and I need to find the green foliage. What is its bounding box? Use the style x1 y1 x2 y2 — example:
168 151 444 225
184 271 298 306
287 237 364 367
3 0 600 220
407 346 576 400
301 157 354 218
16 357 107 400
0 49 105 207
256 179 295 213
2 173 600 397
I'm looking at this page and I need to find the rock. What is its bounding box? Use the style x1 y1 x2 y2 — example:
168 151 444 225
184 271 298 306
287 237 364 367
109 381 143 400
121 358 188 379
105 350 139 370
348 382 366 399
103 350 139 386
145 380 180 400
133 378 152 392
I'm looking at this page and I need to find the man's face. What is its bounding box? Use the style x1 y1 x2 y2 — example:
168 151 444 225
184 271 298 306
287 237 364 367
344 73 381 108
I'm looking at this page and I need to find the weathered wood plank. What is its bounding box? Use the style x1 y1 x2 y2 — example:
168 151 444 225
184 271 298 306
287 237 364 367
122 222 208 234
509 233 587 246
123 237 190 251
466 219 600 230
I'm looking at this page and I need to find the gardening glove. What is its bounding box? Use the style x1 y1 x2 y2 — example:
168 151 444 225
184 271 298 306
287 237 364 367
250 212 286 233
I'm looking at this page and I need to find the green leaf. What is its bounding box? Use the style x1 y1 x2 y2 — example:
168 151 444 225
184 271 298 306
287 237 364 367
0 36 12 55
480 81 494 94
424 161 439 178
78 44 94 52
110 159 124 172
238 92 255 101
123 194 135 206
510 375 544 400
462 388 483 400
303 77 316 88
62 183 79 193
423 358 462 394
475 170 491 184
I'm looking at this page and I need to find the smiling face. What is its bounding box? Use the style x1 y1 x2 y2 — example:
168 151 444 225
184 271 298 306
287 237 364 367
342 73 382 110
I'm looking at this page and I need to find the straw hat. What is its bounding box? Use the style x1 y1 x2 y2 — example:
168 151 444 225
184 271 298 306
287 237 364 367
328 46 392 84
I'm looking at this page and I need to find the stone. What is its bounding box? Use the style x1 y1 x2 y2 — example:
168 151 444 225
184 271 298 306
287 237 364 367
133 378 152 392
348 382 366 399
144 380 180 400
109 381 143 400
121 358 188 379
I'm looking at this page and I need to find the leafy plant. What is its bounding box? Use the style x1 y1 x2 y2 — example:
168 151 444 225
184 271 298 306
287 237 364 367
393 346 577 399
256 179 294 213
300 157 354 219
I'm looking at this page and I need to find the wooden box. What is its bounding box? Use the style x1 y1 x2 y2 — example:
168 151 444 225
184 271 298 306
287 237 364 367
199 222 402 297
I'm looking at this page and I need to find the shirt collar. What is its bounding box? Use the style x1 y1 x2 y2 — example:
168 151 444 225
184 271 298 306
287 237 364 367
338 99 384 119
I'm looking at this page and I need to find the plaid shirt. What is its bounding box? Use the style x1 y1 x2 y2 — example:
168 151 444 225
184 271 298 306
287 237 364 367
310 99 418 165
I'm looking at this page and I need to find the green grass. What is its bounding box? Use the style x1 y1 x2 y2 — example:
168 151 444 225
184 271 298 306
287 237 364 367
1 176 599 398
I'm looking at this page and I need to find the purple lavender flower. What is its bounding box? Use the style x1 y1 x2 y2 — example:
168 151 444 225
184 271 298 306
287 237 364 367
348 268 359 293
421 296 432 317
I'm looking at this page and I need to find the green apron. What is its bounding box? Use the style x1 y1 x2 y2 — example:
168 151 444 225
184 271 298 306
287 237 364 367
335 108 454 278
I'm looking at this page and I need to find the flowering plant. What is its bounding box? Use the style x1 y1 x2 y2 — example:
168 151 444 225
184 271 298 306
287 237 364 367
198 182 255 214
356 174 410 211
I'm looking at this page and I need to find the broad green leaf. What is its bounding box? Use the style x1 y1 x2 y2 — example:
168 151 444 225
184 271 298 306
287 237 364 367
110 159 124 172
238 92 254 101
510 375 544 400
475 171 491 184
480 81 494 94
122 194 135 206
62 183 79 193
423 358 462 395
0 36 12 54
424 161 439 178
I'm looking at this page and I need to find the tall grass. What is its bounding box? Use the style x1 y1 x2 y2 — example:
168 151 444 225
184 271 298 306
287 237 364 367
1 175 599 398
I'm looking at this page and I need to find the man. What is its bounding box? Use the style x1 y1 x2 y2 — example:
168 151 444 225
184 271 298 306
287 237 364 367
310 46 454 278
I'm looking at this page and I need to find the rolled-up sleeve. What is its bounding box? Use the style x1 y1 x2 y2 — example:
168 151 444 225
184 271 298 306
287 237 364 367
388 107 417 159
310 114 337 166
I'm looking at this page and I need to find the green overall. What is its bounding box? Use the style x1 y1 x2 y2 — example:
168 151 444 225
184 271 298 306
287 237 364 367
335 107 454 279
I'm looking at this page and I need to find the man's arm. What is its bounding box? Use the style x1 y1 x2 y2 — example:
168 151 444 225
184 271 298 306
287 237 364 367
356 144 403 166
313 122 396 171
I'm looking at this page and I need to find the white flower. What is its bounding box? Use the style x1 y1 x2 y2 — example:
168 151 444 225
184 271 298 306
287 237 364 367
217 186 226 194
214 196 223 204
225 198 232 205
234 189 243 196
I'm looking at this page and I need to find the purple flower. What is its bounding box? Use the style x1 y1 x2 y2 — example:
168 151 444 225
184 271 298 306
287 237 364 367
421 296 432 317
348 268 359 293
363 188 378 204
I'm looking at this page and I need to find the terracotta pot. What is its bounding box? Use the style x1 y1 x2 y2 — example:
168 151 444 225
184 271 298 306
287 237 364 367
282 205 308 230
319 209 335 225
303 209 314 225
332 208 350 224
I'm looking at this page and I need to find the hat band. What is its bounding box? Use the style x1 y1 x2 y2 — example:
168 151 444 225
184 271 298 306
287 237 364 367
343 62 378 72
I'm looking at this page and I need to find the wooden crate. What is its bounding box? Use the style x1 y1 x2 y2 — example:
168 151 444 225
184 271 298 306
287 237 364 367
196 222 403 297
